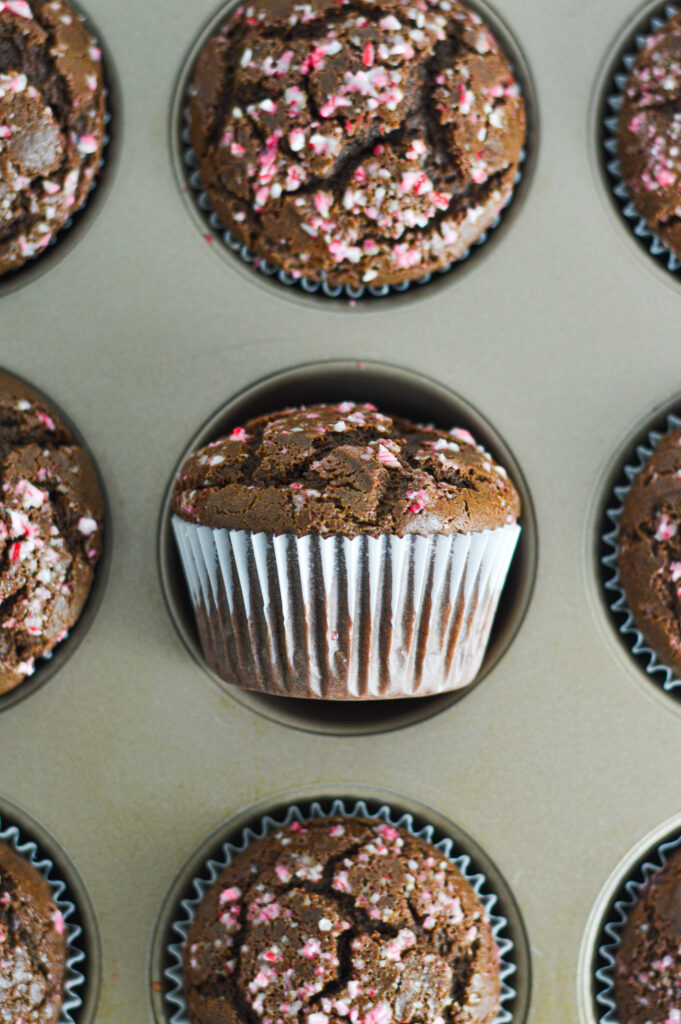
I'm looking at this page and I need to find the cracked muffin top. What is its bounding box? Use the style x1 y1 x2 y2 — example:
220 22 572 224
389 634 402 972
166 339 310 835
189 0 526 289
618 426 681 676
171 402 520 538
614 847 681 1024
184 816 500 1024
0 841 66 1024
618 11 681 259
0 371 104 694
0 0 106 277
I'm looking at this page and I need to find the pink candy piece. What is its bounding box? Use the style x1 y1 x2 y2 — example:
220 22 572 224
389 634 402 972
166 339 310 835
655 514 677 542
377 443 400 468
0 1 33 18
229 426 248 441
76 133 99 155
52 909 65 935
37 409 55 431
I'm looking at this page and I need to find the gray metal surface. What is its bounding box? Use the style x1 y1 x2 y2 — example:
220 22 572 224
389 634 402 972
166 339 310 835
2 0 680 1021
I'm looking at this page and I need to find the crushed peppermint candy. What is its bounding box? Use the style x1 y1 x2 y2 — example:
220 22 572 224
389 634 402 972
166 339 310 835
189 0 525 290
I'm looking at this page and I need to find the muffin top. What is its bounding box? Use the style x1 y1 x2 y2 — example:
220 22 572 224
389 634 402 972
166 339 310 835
172 402 520 537
0 841 66 1024
614 847 681 1024
0 371 104 694
0 0 106 277
184 816 500 1024
618 11 681 258
189 0 526 290
618 426 681 676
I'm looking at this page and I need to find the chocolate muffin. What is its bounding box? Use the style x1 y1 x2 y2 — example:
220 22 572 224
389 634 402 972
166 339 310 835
618 11 681 259
171 401 520 699
172 402 520 536
618 426 681 677
0 371 104 694
0 840 66 1023
0 0 106 277
184 816 500 1024
189 0 526 290
614 847 681 1024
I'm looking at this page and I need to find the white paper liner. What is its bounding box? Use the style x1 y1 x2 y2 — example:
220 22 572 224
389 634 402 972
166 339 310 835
601 411 681 692
179 89 525 302
172 519 520 699
0 811 87 1023
163 798 518 1024
602 3 681 275
593 829 681 1022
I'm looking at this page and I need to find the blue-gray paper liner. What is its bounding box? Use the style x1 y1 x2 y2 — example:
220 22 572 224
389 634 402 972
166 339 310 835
0 813 87 1023
602 2 681 275
593 829 681 1022
601 410 681 692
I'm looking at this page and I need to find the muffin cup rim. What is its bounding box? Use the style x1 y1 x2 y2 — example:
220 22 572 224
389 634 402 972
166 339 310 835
149 785 531 1024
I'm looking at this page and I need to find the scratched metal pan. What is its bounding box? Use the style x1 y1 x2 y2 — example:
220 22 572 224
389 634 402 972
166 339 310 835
2 0 681 1023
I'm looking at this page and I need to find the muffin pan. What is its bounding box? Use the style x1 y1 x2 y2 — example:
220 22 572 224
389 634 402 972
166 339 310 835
6 0 681 1020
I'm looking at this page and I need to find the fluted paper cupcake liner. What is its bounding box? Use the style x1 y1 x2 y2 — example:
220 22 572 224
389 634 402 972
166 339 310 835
601 410 681 692
602 2 681 276
163 798 517 1024
0 811 87 1023
172 519 520 699
594 829 681 1022
179 92 525 302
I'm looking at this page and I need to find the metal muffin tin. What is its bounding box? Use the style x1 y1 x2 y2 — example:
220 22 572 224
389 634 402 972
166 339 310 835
5 0 681 1020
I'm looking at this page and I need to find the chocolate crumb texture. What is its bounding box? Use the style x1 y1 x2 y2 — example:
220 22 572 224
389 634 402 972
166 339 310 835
172 402 520 538
189 0 526 289
0 371 104 694
0 841 66 1024
614 847 681 1024
184 816 500 1024
618 11 681 259
0 0 106 277
618 426 681 677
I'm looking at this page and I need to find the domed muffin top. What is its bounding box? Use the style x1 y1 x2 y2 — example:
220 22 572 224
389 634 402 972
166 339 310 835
0 371 104 693
172 402 520 537
0 0 106 276
184 816 500 1024
189 0 525 289
618 11 681 258
615 847 681 1024
618 426 681 676
0 841 66 1024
